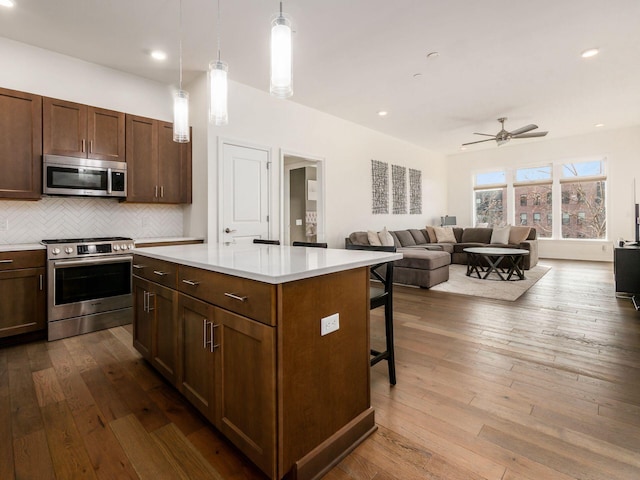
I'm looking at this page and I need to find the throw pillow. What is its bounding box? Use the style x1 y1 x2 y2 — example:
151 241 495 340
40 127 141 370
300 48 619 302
476 222 489 228
424 226 437 243
490 225 511 245
433 226 457 243
509 226 531 245
367 230 382 246
378 227 395 246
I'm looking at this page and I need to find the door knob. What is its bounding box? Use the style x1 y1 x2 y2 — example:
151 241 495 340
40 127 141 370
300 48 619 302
224 228 236 233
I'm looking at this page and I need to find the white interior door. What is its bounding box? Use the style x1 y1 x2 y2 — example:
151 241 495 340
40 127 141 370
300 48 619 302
220 142 270 244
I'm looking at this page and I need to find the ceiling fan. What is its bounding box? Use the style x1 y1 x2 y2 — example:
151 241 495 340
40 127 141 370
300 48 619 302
462 117 548 147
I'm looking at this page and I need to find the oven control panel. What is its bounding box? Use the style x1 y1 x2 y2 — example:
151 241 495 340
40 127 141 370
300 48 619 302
47 240 135 259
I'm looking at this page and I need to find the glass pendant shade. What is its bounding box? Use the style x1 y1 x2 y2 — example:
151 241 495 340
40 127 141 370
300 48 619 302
209 60 229 126
173 89 190 143
270 14 293 98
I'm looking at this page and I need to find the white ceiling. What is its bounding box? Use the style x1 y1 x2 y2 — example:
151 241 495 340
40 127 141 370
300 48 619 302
2 0 639 154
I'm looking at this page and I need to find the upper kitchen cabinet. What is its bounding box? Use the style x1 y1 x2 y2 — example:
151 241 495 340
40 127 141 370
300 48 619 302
43 97 125 162
0 87 42 200
126 114 191 204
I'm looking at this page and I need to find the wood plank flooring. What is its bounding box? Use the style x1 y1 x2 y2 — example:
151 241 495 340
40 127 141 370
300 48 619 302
1 259 639 479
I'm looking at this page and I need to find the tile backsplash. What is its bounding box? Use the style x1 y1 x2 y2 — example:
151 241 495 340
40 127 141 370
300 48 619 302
0 197 184 244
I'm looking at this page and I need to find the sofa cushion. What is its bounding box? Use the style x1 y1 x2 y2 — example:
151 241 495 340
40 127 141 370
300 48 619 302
379 227 395 246
453 242 487 253
433 226 457 243
509 226 531 245
490 225 511 245
409 229 428 244
349 232 369 245
367 230 382 246
394 230 417 246
461 228 493 244
424 226 437 243
396 249 450 269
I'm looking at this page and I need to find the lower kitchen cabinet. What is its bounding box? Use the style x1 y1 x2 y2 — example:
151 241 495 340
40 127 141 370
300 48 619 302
0 250 46 338
132 276 178 383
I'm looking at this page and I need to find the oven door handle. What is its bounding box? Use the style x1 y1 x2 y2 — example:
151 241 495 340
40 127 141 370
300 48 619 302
53 255 133 268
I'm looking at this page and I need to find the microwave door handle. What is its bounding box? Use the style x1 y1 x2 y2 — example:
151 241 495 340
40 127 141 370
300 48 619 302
107 168 112 194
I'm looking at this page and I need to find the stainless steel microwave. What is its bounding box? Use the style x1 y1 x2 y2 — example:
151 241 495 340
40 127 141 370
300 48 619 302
43 155 127 198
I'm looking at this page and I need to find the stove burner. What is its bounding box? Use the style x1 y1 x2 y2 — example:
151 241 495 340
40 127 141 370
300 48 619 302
41 237 132 244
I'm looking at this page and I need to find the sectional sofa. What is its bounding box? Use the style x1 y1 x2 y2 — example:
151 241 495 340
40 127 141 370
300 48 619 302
346 226 539 288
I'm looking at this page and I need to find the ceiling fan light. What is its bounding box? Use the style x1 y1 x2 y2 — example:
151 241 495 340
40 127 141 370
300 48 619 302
270 5 293 99
173 89 190 143
209 60 229 126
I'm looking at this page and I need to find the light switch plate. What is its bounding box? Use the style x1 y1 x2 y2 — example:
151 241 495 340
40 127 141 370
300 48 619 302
321 313 340 336
296 219 303 226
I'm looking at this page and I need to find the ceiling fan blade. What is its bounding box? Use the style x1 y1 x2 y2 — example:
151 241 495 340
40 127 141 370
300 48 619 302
509 124 538 135
462 138 496 146
512 131 548 138
473 133 495 137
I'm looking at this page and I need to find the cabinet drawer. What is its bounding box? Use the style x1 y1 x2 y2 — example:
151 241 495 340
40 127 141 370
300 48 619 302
0 250 45 271
132 254 177 288
178 265 276 326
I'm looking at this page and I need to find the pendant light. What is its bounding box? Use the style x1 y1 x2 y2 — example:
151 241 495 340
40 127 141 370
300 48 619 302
209 0 228 125
270 2 293 99
173 0 190 143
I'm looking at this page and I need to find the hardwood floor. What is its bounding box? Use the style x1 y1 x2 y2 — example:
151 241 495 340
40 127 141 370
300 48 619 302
1 259 639 479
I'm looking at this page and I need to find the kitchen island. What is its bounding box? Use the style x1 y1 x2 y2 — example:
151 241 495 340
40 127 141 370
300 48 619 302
132 243 401 480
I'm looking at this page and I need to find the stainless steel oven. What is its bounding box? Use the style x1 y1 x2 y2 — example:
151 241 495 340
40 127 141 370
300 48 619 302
42 237 134 341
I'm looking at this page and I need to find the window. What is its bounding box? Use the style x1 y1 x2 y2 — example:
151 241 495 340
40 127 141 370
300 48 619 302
514 165 552 238
474 171 507 227
561 160 606 239
547 213 552 225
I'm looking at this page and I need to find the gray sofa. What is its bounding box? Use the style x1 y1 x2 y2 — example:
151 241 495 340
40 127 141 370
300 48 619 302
346 227 539 289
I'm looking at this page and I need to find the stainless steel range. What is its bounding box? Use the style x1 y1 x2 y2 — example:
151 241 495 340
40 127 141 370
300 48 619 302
42 237 134 341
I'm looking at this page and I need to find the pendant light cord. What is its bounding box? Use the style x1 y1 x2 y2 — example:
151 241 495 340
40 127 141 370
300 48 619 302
217 0 221 62
179 0 183 89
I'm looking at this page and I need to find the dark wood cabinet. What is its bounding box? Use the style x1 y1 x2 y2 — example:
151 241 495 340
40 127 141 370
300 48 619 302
0 87 42 200
614 246 640 295
132 275 178 383
126 115 191 204
0 250 46 338
177 294 216 420
43 97 125 162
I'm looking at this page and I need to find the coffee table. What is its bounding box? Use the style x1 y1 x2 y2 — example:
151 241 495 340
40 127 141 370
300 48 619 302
464 247 529 281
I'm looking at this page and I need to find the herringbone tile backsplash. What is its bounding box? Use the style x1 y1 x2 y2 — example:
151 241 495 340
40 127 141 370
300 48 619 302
0 197 184 244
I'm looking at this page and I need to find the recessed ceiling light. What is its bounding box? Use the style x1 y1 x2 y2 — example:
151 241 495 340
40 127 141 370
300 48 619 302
150 50 167 61
460 146 467 151
581 48 599 58
0 0 15 8
413 73 423 79
426 51 440 59
377 111 388 117
595 123 604 127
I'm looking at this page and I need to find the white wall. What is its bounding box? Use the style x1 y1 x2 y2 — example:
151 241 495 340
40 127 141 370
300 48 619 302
188 74 447 247
447 126 640 261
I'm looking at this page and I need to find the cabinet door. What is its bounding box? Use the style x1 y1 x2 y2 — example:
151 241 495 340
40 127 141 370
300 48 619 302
0 88 42 200
87 107 125 162
157 122 191 204
178 294 215 420
126 115 159 202
43 97 87 158
215 307 276 477
0 267 46 338
132 276 152 360
150 283 178 383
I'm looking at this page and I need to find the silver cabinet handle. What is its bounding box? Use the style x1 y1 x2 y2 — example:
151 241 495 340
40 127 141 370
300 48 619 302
143 291 148 312
81 139 86 152
182 279 200 286
89 140 93 153
153 270 169 276
39 274 44 291
211 324 219 352
0 259 13 264
147 292 155 311
160 186 164 198
202 318 208 349
133 264 145 270
154 185 158 198
224 292 247 302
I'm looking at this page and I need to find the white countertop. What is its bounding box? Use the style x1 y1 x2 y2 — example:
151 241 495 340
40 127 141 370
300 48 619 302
134 237 204 245
134 243 402 284
0 243 46 252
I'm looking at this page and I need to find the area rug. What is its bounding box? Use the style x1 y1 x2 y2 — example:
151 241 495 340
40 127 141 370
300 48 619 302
429 264 551 301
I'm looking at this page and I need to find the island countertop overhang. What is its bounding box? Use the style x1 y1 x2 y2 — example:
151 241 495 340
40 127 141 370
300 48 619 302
133 243 402 284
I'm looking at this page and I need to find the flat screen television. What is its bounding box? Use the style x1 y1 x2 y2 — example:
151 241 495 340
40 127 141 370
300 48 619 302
635 203 639 245
441 215 457 226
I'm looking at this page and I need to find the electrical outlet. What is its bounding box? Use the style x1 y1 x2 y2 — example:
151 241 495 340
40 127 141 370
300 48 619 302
321 313 340 336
